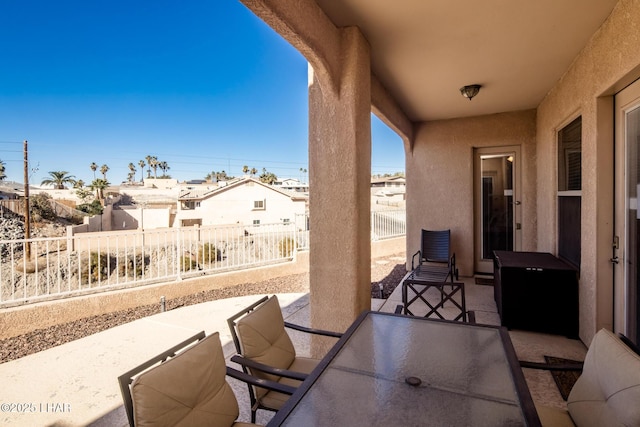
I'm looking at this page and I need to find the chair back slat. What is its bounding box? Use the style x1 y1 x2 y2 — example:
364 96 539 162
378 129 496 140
421 229 451 263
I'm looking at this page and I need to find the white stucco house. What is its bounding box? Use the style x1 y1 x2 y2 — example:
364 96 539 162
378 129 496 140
273 178 309 193
175 177 307 227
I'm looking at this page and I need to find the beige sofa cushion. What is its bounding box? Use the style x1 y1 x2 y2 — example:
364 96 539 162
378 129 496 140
131 332 240 427
567 328 640 427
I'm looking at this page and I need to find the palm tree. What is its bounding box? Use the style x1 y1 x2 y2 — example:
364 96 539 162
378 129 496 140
138 160 145 182
128 163 136 183
0 160 6 181
90 178 109 200
100 164 109 180
90 162 98 178
215 170 228 182
74 179 85 188
158 161 170 177
145 155 154 178
259 168 278 184
41 171 76 189
149 156 159 178
242 165 249 175
250 167 257 176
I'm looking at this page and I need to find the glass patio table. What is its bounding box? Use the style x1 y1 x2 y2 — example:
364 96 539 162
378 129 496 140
267 311 540 427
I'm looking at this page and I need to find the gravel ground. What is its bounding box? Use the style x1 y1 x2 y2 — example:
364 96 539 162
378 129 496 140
0 254 407 364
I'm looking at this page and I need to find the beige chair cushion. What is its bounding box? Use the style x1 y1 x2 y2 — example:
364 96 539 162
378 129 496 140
534 404 575 427
259 356 319 410
131 332 240 427
237 296 296 383
567 328 640 427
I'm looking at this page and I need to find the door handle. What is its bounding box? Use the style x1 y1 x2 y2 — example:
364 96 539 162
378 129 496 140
610 256 619 264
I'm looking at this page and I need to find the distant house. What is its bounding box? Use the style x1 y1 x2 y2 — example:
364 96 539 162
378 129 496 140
175 177 307 227
371 176 406 207
371 176 406 188
273 178 309 193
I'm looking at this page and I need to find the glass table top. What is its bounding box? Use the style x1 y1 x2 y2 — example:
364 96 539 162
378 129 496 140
270 312 537 427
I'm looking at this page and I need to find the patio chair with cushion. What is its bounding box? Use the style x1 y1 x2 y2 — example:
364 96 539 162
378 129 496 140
227 295 342 422
411 229 458 281
519 328 640 427
118 330 294 427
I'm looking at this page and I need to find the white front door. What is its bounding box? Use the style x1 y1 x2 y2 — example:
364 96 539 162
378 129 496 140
614 78 640 342
474 146 522 274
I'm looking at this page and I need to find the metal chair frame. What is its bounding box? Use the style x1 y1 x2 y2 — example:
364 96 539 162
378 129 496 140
411 229 458 281
400 280 472 322
227 295 342 422
118 330 294 427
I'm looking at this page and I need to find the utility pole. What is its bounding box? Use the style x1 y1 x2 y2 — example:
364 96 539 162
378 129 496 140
23 140 31 260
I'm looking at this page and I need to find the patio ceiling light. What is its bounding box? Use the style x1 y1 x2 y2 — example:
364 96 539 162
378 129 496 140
460 84 482 101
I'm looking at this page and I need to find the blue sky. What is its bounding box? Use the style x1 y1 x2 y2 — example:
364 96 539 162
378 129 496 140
0 1 404 186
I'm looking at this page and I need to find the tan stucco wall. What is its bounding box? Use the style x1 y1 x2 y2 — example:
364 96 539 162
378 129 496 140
407 110 537 276
536 0 640 343
308 27 373 341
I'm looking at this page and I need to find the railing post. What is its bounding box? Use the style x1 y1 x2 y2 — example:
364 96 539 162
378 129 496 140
175 225 182 281
66 226 74 252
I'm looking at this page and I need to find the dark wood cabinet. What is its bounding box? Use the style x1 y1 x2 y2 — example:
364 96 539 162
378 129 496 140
493 251 579 338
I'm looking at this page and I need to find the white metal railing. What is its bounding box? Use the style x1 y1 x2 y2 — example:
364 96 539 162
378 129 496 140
0 210 404 307
371 209 406 240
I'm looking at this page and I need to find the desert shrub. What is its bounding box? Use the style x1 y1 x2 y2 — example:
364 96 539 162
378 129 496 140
118 254 148 278
69 214 86 225
80 252 112 284
77 200 103 215
198 243 220 264
30 193 56 221
180 255 198 271
278 237 296 258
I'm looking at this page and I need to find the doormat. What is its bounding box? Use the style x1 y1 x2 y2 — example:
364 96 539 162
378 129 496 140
475 277 494 286
543 356 582 401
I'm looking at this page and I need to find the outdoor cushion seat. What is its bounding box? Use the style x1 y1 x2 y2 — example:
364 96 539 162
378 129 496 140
129 332 239 427
257 357 318 410
227 295 342 422
119 331 293 427
522 328 640 427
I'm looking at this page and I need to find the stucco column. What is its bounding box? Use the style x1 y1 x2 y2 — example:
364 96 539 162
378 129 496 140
308 27 371 342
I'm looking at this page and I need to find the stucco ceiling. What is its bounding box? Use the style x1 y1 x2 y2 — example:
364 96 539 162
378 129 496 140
314 0 619 122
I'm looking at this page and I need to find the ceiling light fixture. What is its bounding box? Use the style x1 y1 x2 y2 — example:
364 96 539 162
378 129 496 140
460 84 482 101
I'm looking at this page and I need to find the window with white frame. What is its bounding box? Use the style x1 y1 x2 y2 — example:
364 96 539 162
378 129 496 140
253 199 265 210
557 116 581 269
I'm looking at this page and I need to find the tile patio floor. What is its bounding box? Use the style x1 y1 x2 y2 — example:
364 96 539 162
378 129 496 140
0 274 587 426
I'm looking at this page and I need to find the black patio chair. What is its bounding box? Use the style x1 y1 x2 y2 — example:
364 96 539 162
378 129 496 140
411 229 458 282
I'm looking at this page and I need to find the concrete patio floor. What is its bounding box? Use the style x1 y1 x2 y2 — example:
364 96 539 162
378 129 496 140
0 276 587 426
